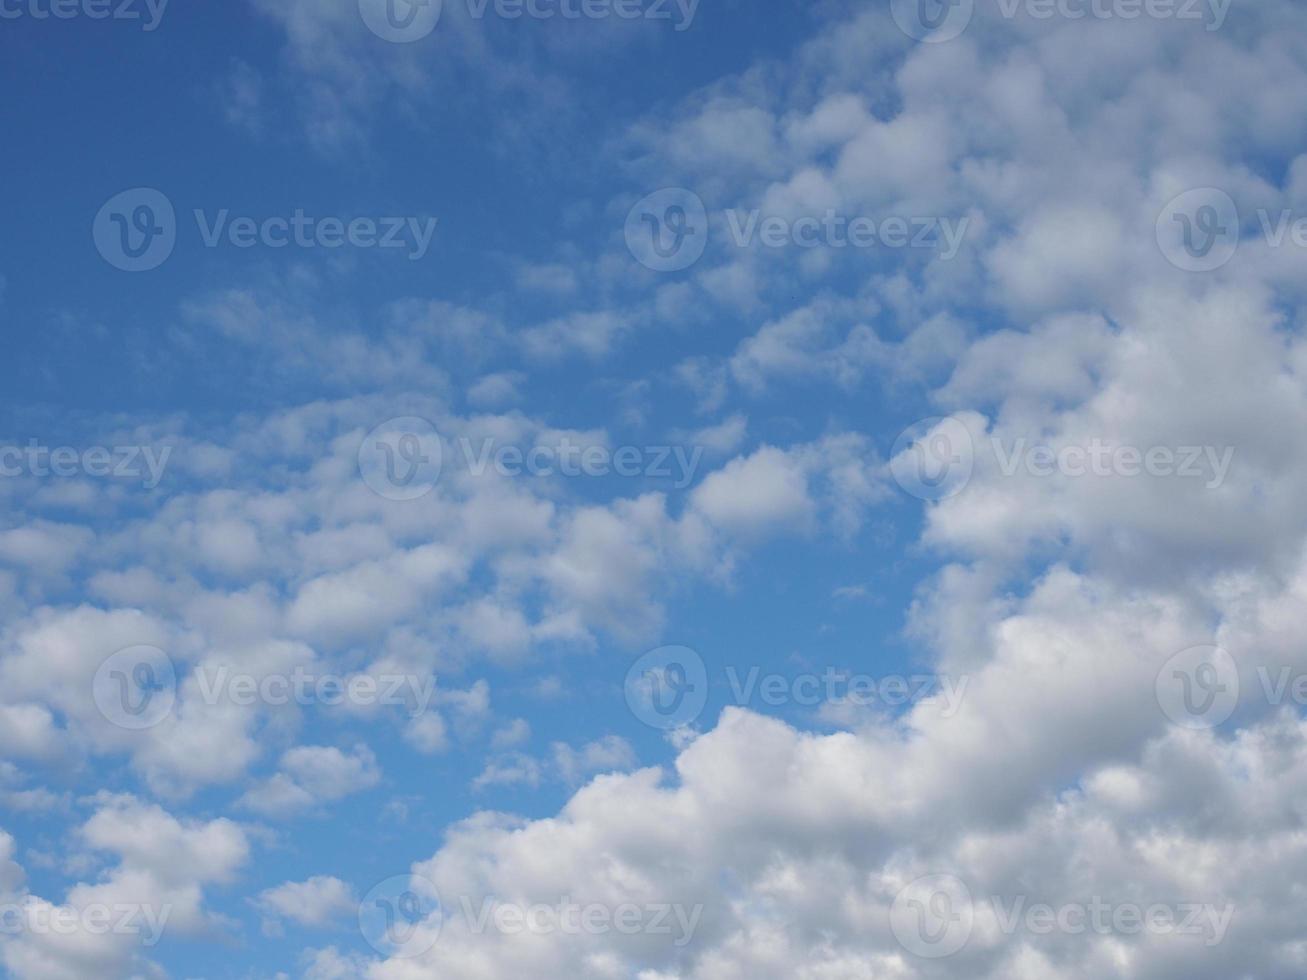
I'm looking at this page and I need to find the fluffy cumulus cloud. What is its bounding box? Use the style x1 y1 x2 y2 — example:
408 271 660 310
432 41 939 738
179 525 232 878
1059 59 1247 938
256 876 358 933
0 795 248 979
6 0 1307 977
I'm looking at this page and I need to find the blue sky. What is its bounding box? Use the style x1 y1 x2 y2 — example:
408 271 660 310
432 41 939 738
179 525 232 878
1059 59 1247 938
4 1 1307 979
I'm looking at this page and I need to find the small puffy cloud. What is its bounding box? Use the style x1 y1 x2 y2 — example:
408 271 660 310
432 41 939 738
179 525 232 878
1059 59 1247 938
254 876 356 933
551 736 638 786
691 446 814 535
239 745 380 818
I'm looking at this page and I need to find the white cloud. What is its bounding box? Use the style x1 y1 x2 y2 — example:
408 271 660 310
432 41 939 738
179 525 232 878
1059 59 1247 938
690 446 814 535
552 735 638 786
254 876 356 932
239 745 380 818
1 795 249 980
